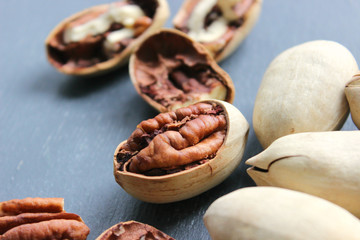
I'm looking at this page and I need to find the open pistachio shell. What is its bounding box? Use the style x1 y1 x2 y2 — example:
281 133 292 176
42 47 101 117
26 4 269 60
204 187 360 240
45 0 169 76
96 221 174 240
253 40 358 148
113 100 249 203
173 0 262 62
129 29 235 113
246 131 360 218
345 72 360 129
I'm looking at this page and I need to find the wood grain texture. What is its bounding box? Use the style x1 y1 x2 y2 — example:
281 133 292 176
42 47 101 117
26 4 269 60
0 0 359 239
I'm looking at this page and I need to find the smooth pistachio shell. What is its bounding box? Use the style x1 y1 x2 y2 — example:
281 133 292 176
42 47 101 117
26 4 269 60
204 187 360 240
253 40 358 148
246 131 360 217
113 100 249 203
173 0 262 62
45 0 169 76
345 72 360 129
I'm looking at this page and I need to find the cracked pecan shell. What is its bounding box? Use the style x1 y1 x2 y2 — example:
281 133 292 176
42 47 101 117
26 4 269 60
113 100 249 203
0 198 89 240
173 0 262 62
45 0 169 76
129 29 235 112
96 221 174 240
345 72 360 129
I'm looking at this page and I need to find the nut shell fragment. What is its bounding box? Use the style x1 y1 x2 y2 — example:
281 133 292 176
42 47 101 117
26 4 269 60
46 0 169 76
129 29 235 112
113 100 249 203
345 72 360 129
253 40 358 148
204 187 360 240
246 131 360 218
96 221 174 240
173 0 262 61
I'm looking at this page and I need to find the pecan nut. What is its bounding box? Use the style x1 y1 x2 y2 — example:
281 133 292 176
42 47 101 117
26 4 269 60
0 198 90 240
46 0 169 76
96 221 174 240
129 29 235 112
173 0 262 62
114 100 249 203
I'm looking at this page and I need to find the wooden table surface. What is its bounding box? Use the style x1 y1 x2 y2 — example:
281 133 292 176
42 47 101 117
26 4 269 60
1 0 359 239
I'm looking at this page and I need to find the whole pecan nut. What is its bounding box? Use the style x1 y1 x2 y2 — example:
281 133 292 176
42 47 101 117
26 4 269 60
0 198 90 240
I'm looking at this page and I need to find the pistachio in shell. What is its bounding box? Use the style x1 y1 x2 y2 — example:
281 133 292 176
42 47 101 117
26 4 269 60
113 100 249 203
96 221 174 240
253 40 358 148
129 29 235 113
345 72 360 129
45 0 169 76
173 0 262 62
246 131 360 218
204 186 360 240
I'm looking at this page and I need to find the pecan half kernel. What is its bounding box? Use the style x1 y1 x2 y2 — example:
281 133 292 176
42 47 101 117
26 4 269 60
116 102 226 175
0 198 89 240
96 221 174 240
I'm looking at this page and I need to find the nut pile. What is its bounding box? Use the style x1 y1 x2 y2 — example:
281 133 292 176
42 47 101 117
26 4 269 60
0 198 90 240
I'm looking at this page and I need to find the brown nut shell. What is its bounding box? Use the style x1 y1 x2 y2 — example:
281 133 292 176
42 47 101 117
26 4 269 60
113 100 249 203
0 198 89 240
345 72 360 129
173 0 262 62
129 29 235 113
46 0 169 76
96 221 174 240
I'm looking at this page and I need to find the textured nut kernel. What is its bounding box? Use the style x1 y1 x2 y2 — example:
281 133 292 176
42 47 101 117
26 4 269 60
129 29 235 113
173 0 262 62
345 72 360 129
253 40 358 148
0 198 89 240
96 221 174 240
46 0 169 76
246 131 360 218
204 187 360 240
114 100 249 203
0 198 64 217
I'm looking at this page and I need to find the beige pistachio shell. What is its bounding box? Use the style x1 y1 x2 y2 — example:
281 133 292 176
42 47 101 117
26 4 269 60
129 29 235 113
45 0 169 76
345 72 360 129
253 40 358 148
173 0 262 62
204 186 360 240
246 131 360 218
113 100 249 203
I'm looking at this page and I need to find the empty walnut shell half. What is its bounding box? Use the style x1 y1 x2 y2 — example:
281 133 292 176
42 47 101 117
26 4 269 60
113 100 249 203
173 0 262 62
46 0 169 76
345 72 360 129
0 198 90 240
129 29 235 113
96 221 174 240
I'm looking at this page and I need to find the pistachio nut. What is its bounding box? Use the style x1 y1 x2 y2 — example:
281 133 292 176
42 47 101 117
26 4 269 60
113 100 249 203
204 186 360 240
173 0 262 62
246 131 360 217
253 40 358 148
129 29 235 113
96 221 174 240
345 72 360 129
46 0 169 76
